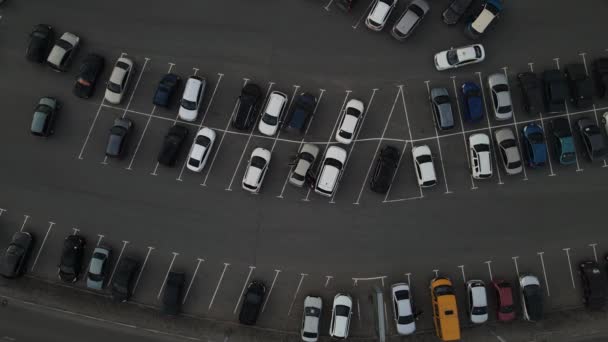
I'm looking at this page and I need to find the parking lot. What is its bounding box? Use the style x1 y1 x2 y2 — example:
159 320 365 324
1 0 608 339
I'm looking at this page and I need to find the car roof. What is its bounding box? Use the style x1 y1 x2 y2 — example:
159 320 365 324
265 92 287 116
369 1 392 24
183 77 203 100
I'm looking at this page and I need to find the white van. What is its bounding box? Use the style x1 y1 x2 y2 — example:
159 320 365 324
315 146 347 197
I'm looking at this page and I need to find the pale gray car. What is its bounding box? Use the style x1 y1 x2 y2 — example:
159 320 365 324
391 0 430 40
430 87 454 130
488 73 513 120
289 143 320 187
494 128 522 175
86 246 111 290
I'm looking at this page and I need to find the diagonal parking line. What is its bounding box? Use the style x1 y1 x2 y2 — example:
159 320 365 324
351 0 375 29
261 269 281 313
450 77 477 190
157 252 179 299
208 262 230 311
19 215 30 232
233 266 255 314
476 71 504 185
323 0 334 11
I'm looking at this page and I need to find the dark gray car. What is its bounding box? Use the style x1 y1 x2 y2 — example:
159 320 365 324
106 118 133 158
430 87 454 130
391 0 430 40
31 97 59 137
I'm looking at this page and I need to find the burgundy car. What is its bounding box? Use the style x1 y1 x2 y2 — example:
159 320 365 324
491 279 516 322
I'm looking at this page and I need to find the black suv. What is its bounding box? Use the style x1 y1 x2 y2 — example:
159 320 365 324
58 235 86 283
580 260 606 310
0 232 33 279
593 58 608 98
73 54 105 99
542 70 567 114
284 93 317 134
369 145 400 194
163 271 185 316
26 24 54 63
517 72 544 115
157 125 189 166
232 84 263 131
239 281 266 325
111 257 140 302
576 118 608 161
565 64 593 109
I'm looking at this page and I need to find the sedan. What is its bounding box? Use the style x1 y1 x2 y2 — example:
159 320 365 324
579 260 607 310
430 87 454 130
466 280 488 324
106 118 133 158
153 73 181 107
315 146 347 197
301 296 322 342
469 133 492 179
517 72 544 115
258 91 288 136
491 280 515 322
178 76 206 122
31 97 59 137
58 235 86 283
366 0 397 31
46 32 80 72
576 118 608 161
542 70 567 114
284 93 316 133
494 128 522 175
26 24 54 63
391 0 430 40
157 125 189 166
412 145 436 187
187 127 216 172
369 145 399 194
391 283 416 335
0 231 33 279
289 143 320 187
461 81 483 122
442 0 473 25
239 281 266 325
488 73 513 120
565 63 593 109
522 123 547 167
336 99 365 144
86 246 111 290
104 57 134 104
549 118 576 165
111 257 139 302
242 148 271 193
434 44 485 71
73 54 105 99
519 274 543 322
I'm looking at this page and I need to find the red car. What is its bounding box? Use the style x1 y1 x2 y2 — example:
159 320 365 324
491 280 516 322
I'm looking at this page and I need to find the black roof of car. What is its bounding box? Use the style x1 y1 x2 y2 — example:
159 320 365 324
239 281 266 325
158 126 188 165
163 272 185 315
523 285 543 321
550 118 571 137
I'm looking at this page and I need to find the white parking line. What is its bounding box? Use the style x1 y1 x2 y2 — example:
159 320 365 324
323 0 334 11
579 52 589 74
450 77 477 190
287 273 307 316
95 234 104 246
19 215 30 232
261 269 281 313
554 58 583 172
132 246 154 295
485 261 493 280
563 248 576 289
458 265 466 283
208 262 230 311
233 266 256 314
30 221 55 271
183 258 205 304
405 273 411 285
589 243 599 262
157 252 179 299
476 72 503 185
502 67 529 181
77 97 106 159
71 227 79 235
0 208 6 217
351 0 375 29
528 62 534 72
108 241 130 285
433 269 439 277
538 111 556 176
324 275 333 288
537 252 551 296
512 256 520 277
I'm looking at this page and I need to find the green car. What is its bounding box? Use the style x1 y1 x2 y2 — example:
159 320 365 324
550 118 576 165
31 97 59 137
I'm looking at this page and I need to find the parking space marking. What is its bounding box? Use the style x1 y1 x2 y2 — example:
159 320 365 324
127 62 175 171
103 57 151 165
276 88 325 199
233 266 256 314
133 246 155 295
537 252 551 296
71 227 79 235
0 208 5 216
303 90 351 201
353 86 402 205
351 0 374 29
433 269 439 277
77 99 106 159
30 221 55 271
287 273 307 316
553 57 560 70
261 269 281 313
208 263 230 311
95 234 104 246
192 67 199 77
330 88 378 204
108 240 130 285
382 141 409 202
476 72 504 185
579 52 589 74
450 77 477 190
485 261 493 280
19 215 29 232
183 258 205 304
176 73 225 181
528 62 535 72
589 243 599 262
324 275 333 288
512 256 520 277
502 67 529 181
458 265 466 283
323 0 334 11
554 58 583 172
563 248 576 289
156 252 179 299
225 82 275 191
356 298 361 322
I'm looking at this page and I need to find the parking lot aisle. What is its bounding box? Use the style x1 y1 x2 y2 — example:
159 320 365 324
476 72 504 185
450 77 478 190
29 221 56 272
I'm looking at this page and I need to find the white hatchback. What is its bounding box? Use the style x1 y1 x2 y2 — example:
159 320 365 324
365 0 397 31
242 148 271 193
434 44 486 71
466 280 488 324
412 145 437 187
336 99 365 144
187 127 216 172
329 293 352 339
315 146 347 197
469 133 492 179
259 91 288 136
391 283 416 335
178 76 206 122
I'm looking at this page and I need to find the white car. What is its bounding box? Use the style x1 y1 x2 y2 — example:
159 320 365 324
488 73 513 120
187 127 216 172
301 296 322 342
391 283 416 335
434 44 486 71
329 293 352 339
289 143 320 187
336 99 365 144
104 57 134 104
602 112 608 135
469 133 492 179
258 91 288 136
242 148 271 193
466 280 488 324
315 146 347 197
365 0 397 31
494 128 522 175
178 76 206 122
412 145 437 187
46 32 80 72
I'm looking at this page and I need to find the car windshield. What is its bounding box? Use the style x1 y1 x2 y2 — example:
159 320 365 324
251 156 267 169
292 173 305 181
410 5 424 17
181 99 197 110
508 160 522 169
434 285 453 296
346 107 361 117
196 135 211 147
501 139 516 148
33 31 46 39
498 105 512 114
335 305 350 316
417 155 432 164
303 332 318 338
472 306 487 315
108 82 122 93
56 39 73 51
262 113 278 125
398 315 414 324
110 126 126 136
436 95 450 104
300 152 315 163
493 84 508 93
474 144 490 152
447 50 459 65
188 158 200 167
394 290 409 301
326 158 343 170
89 273 103 281
339 130 353 139
562 152 575 163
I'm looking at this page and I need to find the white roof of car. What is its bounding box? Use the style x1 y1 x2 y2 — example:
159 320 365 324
265 92 287 117
369 2 391 25
471 8 497 33
520 275 540 287
340 114 358 134
317 146 346 193
183 77 203 101
458 46 479 62
346 99 365 112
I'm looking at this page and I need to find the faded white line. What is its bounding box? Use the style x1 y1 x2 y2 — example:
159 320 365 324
108 240 129 285
157 252 179 299
233 266 256 314
133 246 155 294
287 273 307 316
261 269 281 313
30 221 55 271
208 263 230 311
183 258 205 304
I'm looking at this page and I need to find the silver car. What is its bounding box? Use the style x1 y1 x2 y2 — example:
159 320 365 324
289 144 319 187
86 246 111 290
430 87 454 130
46 32 80 72
391 0 430 40
105 57 134 104
494 128 523 175
488 73 513 120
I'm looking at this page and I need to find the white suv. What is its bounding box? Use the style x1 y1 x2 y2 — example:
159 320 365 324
365 0 397 31
259 91 288 136
315 146 347 197
336 99 365 144
187 127 216 172
329 293 352 339
178 76 206 122
242 148 271 193
301 296 322 342
466 280 488 324
434 44 485 71
469 133 492 179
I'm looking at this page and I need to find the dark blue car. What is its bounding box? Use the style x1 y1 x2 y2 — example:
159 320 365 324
153 73 181 107
461 82 483 122
284 93 317 134
522 123 547 167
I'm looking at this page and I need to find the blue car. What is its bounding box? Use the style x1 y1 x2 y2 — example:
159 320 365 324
522 123 547 167
461 82 483 122
153 73 181 107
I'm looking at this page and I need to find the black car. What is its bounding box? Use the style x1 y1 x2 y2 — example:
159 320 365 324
442 0 473 25
576 118 608 161
542 70 568 114
369 145 400 194
58 235 86 283
517 72 544 115
232 83 262 131
162 271 185 316
26 24 54 63
593 58 608 98
239 280 266 325
565 64 593 109
0 232 33 279
31 97 59 137
73 54 105 99
106 118 133 158
157 125 189 166
111 257 140 302
153 73 181 107
579 260 607 310
284 93 317 134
